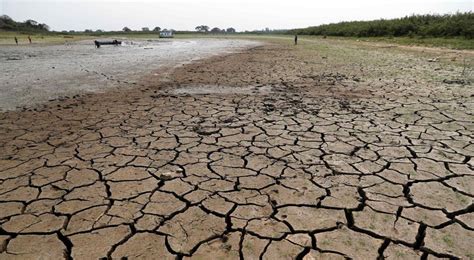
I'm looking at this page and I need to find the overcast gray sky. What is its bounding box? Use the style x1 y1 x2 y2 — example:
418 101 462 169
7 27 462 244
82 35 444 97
1 0 472 31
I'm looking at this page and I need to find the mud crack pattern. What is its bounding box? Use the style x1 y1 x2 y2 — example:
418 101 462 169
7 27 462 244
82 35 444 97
0 40 473 259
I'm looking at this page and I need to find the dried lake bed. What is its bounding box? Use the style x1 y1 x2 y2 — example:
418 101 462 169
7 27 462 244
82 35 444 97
0 37 473 259
0 38 260 111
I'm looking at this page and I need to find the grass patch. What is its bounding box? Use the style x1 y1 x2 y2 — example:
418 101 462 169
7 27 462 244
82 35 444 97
351 36 474 50
396 251 405 258
292 35 474 50
320 239 331 246
0 31 94 45
442 234 454 247
455 193 468 204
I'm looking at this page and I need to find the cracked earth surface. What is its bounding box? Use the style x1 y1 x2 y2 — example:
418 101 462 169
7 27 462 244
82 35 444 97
0 38 473 259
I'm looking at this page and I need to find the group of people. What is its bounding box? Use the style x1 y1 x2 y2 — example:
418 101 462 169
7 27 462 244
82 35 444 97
14 36 32 45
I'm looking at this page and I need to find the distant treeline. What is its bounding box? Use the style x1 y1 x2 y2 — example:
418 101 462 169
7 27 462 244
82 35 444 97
0 15 50 32
292 12 473 38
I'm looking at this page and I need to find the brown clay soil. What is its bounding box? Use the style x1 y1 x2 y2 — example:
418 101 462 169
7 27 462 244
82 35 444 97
0 37 473 259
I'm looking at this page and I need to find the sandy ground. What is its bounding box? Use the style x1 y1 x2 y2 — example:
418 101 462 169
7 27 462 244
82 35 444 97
0 37 473 259
0 39 260 111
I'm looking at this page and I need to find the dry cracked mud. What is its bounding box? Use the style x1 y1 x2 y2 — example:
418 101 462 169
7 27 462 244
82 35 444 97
0 37 473 259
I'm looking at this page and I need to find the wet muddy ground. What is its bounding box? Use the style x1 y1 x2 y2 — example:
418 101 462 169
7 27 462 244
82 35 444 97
0 37 473 259
0 39 259 111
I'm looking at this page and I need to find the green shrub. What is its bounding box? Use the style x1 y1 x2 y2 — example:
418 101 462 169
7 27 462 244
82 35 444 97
291 12 473 38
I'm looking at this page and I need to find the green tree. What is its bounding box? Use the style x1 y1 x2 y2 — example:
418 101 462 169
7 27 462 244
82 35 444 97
291 12 474 38
210 27 221 33
195 25 209 33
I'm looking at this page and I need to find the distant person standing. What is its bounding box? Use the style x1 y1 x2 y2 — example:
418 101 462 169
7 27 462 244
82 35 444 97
28 36 32 44
294 35 298 45
14 37 18 45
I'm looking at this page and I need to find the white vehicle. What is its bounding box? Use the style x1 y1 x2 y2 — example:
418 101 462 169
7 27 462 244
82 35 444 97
159 30 174 38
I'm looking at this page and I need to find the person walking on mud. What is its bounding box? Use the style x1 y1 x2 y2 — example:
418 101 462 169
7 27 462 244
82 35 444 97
294 35 298 45
14 37 18 45
28 36 32 44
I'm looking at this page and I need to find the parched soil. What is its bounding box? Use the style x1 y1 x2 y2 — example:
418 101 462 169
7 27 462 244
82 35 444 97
0 38 473 259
